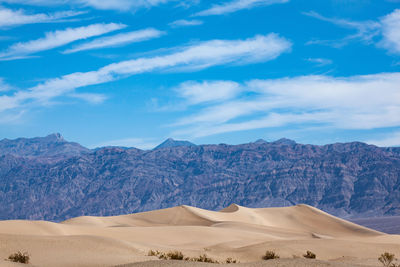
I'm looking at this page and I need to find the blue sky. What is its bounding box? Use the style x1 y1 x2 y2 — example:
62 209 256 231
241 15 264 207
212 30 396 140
0 0 400 149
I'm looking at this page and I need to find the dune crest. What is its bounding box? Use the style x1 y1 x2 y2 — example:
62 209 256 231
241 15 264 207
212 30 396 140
61 204 382 238
0 204 399 267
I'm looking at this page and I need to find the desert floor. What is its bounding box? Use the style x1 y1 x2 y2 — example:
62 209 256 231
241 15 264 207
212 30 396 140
0 204 399 267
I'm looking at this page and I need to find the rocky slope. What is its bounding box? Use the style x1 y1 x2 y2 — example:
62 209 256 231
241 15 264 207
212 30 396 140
0 134 399 221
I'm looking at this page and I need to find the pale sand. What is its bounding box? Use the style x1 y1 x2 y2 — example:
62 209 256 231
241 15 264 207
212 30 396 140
0 204 399 267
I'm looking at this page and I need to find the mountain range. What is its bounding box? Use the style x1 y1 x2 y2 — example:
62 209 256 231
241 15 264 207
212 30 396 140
0 133 399 221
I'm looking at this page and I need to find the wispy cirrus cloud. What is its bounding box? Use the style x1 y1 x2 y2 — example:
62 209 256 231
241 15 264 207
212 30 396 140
1 0 182 11
0 23 126 60
0 33 291 116
306 57 332 66
63 28 165 54
305 9 400 54
0 6 84 28
195 0 289 16
379 9 400 54
170 73 400 138
169 19 203 28
0 78 12 92
176 80 241 104
304 11 380 47
67 92 107 104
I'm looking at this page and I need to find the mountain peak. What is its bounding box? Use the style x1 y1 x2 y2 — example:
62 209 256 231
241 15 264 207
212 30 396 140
45 133 65 142
254 139 268 144
272 138 297 145
154 138 196 150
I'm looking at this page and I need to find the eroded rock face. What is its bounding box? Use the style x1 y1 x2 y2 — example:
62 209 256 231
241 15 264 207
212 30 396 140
0 135 399 221
0 133 89 160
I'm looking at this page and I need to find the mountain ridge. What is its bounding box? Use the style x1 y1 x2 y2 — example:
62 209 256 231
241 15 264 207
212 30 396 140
0 134 399 221
154 138 196 150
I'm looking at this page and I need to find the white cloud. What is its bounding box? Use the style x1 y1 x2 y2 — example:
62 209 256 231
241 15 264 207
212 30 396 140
63 28 164 54
169 19 203 27
306 57 333 66
305 9 400 54
77 0 171 11
0 23 126 60
367 131 400 147
68 93 107 104
1 0 177 11
93 137 159 149
304 11 380 47
0 33 291 115
195 0 289 16
0 6 84 28
379 9 400 54
0 78 12 92
176 80 241 104
171 73 400 138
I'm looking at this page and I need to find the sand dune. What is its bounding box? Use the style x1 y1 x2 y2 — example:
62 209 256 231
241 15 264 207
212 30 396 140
1 204 399 267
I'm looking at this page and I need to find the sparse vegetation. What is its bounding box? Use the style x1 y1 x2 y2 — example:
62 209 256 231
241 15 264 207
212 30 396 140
303 250 316 259
167 251 184 260
147 249 238 264
225 257 238 263
263 250 280 260
378 252 399 267
7 251 30 264
148 250 159 256
195 254 219 263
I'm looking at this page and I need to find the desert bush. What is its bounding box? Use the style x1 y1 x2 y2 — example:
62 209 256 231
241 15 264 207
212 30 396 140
148 250 188 261
8 251 30 264
225 257 238 263
195 254 219 263
167 251 184 260
148 250 158 256
303 250 316 259
157 252 169 260
378 252 397 267
147 250 222 263
263 250 280 260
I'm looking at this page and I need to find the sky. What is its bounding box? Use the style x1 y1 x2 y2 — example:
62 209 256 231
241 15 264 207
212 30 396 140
0 0 400 149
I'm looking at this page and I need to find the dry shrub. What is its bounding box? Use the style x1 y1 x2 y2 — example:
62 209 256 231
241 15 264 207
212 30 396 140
147 250 158 256
378 252 398 267
263 250 279 260
225 257 238 263
194 254 219 263
8 251 30 264
167 251 184 260
147 249 225 264
303 250 316 259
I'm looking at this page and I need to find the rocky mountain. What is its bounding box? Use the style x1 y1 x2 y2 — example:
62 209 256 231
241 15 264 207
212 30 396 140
0 134 399 221
154 138 196 149
0 133 89 161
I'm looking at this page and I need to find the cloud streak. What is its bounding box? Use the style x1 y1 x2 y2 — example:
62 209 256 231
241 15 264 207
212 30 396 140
0 78 12 92
379 9 400 54
176 80 241 104
0 6 84 28
1 0 179 11
0 23 126 60
170 73 400 138
0 33 291 115
63 28 165 54
305 9 400 54
169 19 203 28
306 57 332 66
195 0 289 16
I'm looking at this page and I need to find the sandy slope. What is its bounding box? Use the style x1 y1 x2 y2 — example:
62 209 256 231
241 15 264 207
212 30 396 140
0 204 399 267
